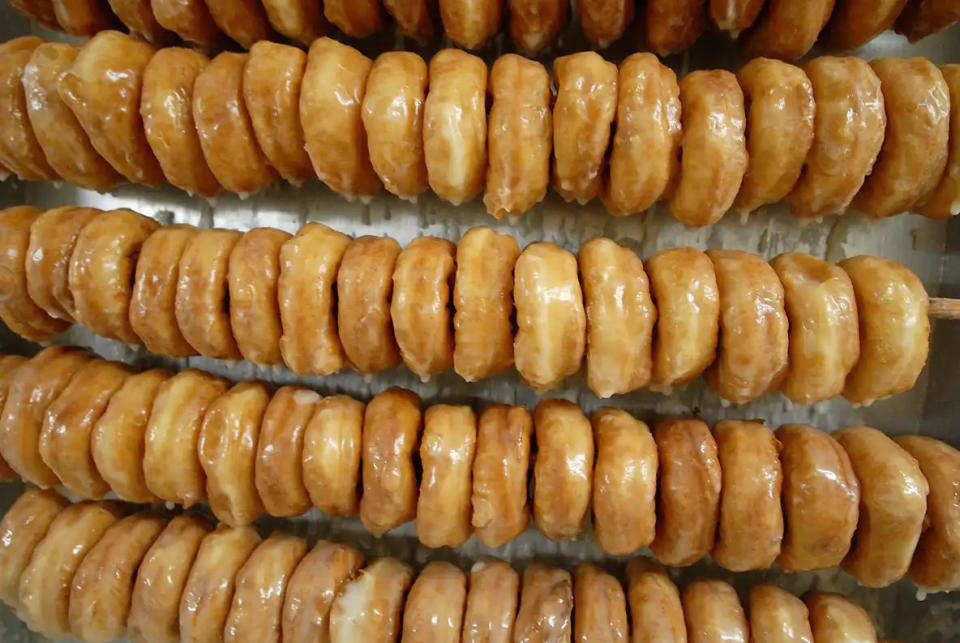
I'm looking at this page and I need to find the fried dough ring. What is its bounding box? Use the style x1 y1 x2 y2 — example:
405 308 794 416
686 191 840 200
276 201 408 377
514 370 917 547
0 488 67 609
204 0 273 47
281 541 363 643
681 580 749 643
9 0 59 28
513 564 573 641
53 0 116 34
573 563 629 641
106 0 172 42
328 557 413 642
579 0 633 45
806 593 877 643
261 0 326 44
462 559 519 643
0 355 26 481
919 65 960 219
746 0 835 60
149 0 221 44
323 0 383 36
896 0 960 40
710 0 765 35
402 561 467 641
508 0 568 53
749 585 814 643
0 38 55 181
827 0 909 50
645 0 707 55
255 386 319 518
438 0 503 49
302 395 364 517
626 559 687 642
382 0 434 39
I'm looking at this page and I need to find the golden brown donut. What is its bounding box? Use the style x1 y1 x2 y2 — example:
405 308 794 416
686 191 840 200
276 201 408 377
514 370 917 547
580 237 656 398
301 38 380 200
243 42 313 185
0 355 26 481
0 206 69 341
179 525 261 643
461 559 519 643
149 0 221 44
650 418 722 566
746 0 834 59
513 564 573 641
302 395 364 517
175 228 243 360
470 405 532 548
919 64 960 219
787 57 886 218
710 0 765 35
261 0 326 44
423 49 488 205
0 488 67 608
278 223 351 375
438 0 503 48
896 0 960 40
626 558 687 643
328 557 413 642
53 0 116 34
0 38 55 181
22 44 120 191
68 513 166 642
670 70 748 226
592 408 657 555
827 0 908 49
646 247 719 391
143 369 228 508
105 0 172 41
771 253 860 404
734 58 815 213
140 48 219 198
382 0 434 39
197 381 271 527
59 31 163 186
17 501 122 639
603 53 681 216
840 256 929 406
281 541 363 643
402 561 467 641
706 249 789 403
416 404 477 548
391 236 456 380
897 436 960 591
645 0 707 54
806 593 878 643
255 386 318 518
128 514 211 643
204 0 273 47
749 584 814 643
579 0 633 45
776 424 860 572
38 358 131 498
360 388 422 535
453 226 519 382
552 52 618 204
361 52 429 202
0 346 90 488
336 235 402 374
485 54 552 218
573 563 629 641
514 241 586 392
193 52 277 195
323 0 383 35
9 0 59 28
835 426 929 587
533 399 593 541
508 0 567 53
224 532 307 643
682 580 749 643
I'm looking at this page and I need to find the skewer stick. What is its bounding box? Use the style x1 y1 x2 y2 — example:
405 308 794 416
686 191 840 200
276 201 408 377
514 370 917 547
929 298 960 320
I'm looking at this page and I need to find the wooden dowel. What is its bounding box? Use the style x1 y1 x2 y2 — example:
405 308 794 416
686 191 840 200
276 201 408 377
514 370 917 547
929 298 960 320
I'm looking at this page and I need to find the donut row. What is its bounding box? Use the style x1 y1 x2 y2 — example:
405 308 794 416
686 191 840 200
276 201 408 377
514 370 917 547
2 32 960 224
2 346 958 592
0 204 932 405
0 488 886 643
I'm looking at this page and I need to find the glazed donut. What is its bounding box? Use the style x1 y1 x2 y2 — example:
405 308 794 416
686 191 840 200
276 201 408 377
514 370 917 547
261 0 326 45
193 52 277 195
8 0 59 28
919 64 960 219
650 418 721 566
670 70 748 226
603 53 681 216
301 395 364 517
127 514 211 643
579 0 633 45
300 38 380 200
710 0 765 35
484 54 552 218
507 0 568 53
149 0 221 44
513 241 586 392
38 358 131 498
438 0 503 49
204 0 273 47
645 0 707 54
591 408 657 555
140 48 220 198
174 228 243 360
402 561 467 640
361 52 429 202
552 52 618 204
21 44 120 190
17 501 122 639
749 585 814 643
462 559 519 642
223 533 307 643
532 399 594 541
827 0 908 49
840 256 929 406
143 368 229 508
68 513 166 642
806 593 877 643
0 38 56 181
58 31 163 186
580 237 656 397
835 426 929 587
242 42 313 185
255 386 318 518
746 0 835 60
0 354 26 480
416 404 477 548
323 0 383 36
513 564 573 641
452 226 519 382
382 0 434 39
423 49 488 205
106 0 171 42
734 58 815 213
0 488 67 608
228 227 291 366
359 388 422 535
646 247 719 391
281 540 363 643
787 57 885 218
573 564 629 641
58 0 112 35
470 404 532 548
197 381 271 527
626 558 687 641
178 525 262 643
896 436 960 591
329 557 413 642
681 580 749 643
896 0 960 41
277 222 351 376
776 424 860 572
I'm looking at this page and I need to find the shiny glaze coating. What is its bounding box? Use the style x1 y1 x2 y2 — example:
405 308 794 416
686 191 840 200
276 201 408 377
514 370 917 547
255 386 319 518
149 0 221 44
749 584 814 643
579 0 633 45
0 488 67 608
461 559 518 643
281 540 362 643
328 557 413 643
806 593 878 643
301 395 364 518
919 65 960 219
261 0 326 44
508 0 568 53
646 0 707 54
625 558 687 643
573 563 629 642
382 0 434 39
513 564 573 642
438 0 502 49
0 38 55 181
827 0 908 49
106 0 171 42
323 0 382 36
896 0 960 41
0 355 25 480
711 0 765 34
402 561 467 641
204 0 273 47
746 0 835 59
682 580 749 643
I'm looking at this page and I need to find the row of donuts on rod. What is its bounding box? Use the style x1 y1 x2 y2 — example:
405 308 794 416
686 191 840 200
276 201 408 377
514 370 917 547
1 345 958 594
0 488 887 643
0 203 932 404
1 31 959 224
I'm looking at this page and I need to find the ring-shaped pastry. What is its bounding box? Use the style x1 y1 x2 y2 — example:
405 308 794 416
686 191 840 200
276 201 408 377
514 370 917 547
301 395 364 517
508 0 568 53
749 585 814 643
0 38 56 181
402 562 467 641
382 0 434 39
513 565 573 641
681 580 749 643
0 355 26 481
255 386 319 518
149 0 221 44
579 0 633 45
827 0 909 49
626 559 687 641
896 0 960 41
105 0 172 42
204 0 273 47
710 0 765 35
9 0 59 28
323 0 383 36
918 65 960 219
260 0 326 44
645 0 707 55
746 0 834 60
806 593 877 642
438 0 502 49
0 488 67 608
573 564 629 641
462 559 519 642
328 558 413 641
281 540 363 643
